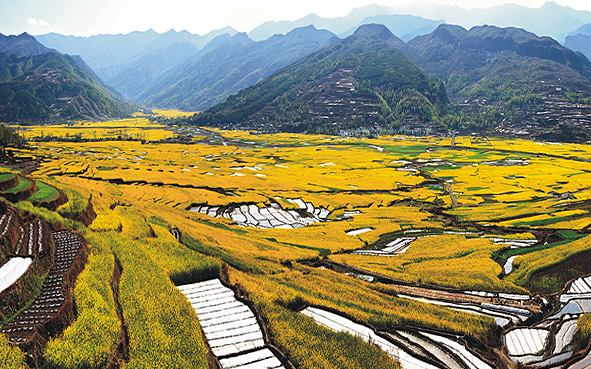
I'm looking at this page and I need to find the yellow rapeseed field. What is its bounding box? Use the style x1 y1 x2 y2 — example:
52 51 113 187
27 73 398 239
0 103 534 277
4 119 591 368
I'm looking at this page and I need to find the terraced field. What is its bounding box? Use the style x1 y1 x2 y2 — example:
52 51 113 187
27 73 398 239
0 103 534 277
1 121 591 368
178 279 287 368
2 229 84 345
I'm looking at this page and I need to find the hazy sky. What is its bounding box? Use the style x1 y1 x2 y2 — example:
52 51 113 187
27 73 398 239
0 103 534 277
2 0 591 37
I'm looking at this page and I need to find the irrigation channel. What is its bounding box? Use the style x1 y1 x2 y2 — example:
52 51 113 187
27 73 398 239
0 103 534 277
177 279 293 369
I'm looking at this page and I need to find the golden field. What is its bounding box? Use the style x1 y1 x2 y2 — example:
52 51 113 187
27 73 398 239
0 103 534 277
2 116 591 368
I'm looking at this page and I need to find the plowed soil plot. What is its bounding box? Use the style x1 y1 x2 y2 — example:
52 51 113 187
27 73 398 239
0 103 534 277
14 220 45 256
177 279 285 369
2 230 83 344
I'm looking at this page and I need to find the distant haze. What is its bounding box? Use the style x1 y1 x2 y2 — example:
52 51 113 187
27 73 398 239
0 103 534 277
1 0 591 37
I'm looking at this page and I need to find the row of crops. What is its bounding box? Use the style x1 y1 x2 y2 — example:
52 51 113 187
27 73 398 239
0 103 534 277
177 279 286 368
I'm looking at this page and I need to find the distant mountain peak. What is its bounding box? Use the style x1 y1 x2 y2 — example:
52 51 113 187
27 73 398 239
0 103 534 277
293 24 318 32
353 23 395 41
0 32 52 57
350 23 405 49
429 24 469 44
283 25 335 41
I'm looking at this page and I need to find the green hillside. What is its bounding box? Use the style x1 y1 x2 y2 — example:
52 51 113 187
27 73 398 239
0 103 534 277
0 51 133 123
194 24 450 133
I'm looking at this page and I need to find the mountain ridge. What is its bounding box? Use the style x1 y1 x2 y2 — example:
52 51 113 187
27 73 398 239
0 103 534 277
36 27 239 81
401 23 591 134
141 25 339 112
193 24 450 134
0 32 52 57
0 34 133 122
106 42 199 100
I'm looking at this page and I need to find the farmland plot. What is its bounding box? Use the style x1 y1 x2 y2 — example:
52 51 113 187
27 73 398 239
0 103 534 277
177 279 285 368
504 328 549 356
493 238 538 249
301 306 494 369
397 293 530 328
189 200 330 229
553 319 577 354
420 332 493 369
352 236 415 255
498 273 591 367
556 274 591 308
9 126 591 368
565 275 591 295
13 220 46 256
301 307 439 369
2 230 84 344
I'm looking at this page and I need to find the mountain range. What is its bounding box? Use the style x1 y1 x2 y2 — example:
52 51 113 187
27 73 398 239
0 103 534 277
1 1 591 140
0 32 132 122
29 2 591 115
36 26 340 111
193 24 450 133
405 24 591 82
249 2 591 44
36 27 238 82
248 4 439 41
186 22 591 140
141 26 339 112
401 24 591 132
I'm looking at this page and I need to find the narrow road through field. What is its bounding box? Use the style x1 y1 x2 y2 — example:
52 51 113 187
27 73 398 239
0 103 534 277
446 182 458 207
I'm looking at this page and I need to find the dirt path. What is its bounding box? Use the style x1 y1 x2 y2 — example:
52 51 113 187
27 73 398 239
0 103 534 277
446 182 458 207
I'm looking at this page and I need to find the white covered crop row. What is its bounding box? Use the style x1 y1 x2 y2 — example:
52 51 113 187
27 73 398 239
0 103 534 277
0 257 32 294
219 348 283 369
301 307 439 369
345 228 373 236
398 293 527 328
353 237 415 256
492 238 537 248
503 255 517 275
552 298 591 319
178 279 284 368
553 319 577 355
568 275 591 294
421 332 493 369
189 199 330 229
504 328 549 356
395 331 464 369
0 214 13 238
